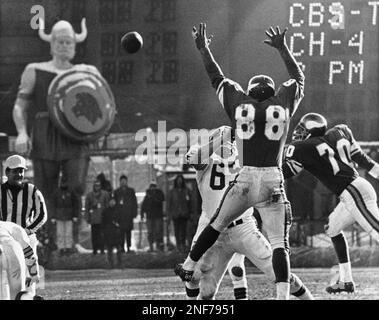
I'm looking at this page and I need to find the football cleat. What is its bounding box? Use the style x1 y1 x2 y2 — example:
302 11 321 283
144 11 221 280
174 263 194 282
326 281 355 294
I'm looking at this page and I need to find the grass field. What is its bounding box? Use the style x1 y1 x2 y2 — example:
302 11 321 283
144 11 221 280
40 267 379 300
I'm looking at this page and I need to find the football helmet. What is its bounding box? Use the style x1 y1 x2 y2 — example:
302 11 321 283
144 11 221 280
247 74 275 101
292 113 327 141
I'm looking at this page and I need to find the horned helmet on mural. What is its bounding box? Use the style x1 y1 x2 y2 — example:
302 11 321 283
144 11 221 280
38 18 87 61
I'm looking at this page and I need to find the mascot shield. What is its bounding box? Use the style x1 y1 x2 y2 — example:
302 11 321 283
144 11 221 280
47 68 116 142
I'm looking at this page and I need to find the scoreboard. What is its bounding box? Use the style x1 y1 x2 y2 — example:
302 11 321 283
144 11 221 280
0 0 378 141
285 1 379 140
288 1 375 85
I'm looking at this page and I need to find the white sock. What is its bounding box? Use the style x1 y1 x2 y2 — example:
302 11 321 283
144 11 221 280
183 257 197 271
339 262 353 282
276 282 290 300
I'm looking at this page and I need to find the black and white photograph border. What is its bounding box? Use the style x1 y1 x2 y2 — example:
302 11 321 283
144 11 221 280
1 0 379 305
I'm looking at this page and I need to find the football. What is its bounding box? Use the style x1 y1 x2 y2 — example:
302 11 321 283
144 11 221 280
121 31 143 54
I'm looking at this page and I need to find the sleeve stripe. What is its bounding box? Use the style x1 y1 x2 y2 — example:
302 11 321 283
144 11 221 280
216 78 228 96
23 246 33 258
216 79 229 109
28 190 47 232
287 160 303 174
291 159 303 168
287 162 297 175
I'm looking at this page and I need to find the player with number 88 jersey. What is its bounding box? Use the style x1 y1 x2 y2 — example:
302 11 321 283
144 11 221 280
175 23 305 300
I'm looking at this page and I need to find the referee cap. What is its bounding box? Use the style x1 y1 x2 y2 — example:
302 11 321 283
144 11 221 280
4 155 28 170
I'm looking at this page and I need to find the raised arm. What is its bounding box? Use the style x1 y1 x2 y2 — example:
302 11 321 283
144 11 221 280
263 26 304 87
192 23 225 90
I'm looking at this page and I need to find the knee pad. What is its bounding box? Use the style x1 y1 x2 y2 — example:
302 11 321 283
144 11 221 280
199 260 212 274
199 275 217 300
230 266 244 280
252 232 272 260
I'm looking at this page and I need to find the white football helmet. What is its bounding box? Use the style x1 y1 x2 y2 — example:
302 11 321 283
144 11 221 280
209 126 237 164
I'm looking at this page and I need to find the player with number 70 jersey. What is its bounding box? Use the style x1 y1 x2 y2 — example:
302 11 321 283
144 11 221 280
283 113 379 294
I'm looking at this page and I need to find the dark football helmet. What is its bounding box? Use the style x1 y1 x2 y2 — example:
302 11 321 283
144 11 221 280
292 113 327 141
247 74 275 101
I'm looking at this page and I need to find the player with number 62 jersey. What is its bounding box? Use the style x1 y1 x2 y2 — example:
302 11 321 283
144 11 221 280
181 129 313 300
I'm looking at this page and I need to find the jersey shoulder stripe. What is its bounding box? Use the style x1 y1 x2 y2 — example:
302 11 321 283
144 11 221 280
216 78 245 109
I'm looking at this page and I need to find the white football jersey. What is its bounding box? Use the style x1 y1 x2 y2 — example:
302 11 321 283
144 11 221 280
0 221 31 250
186 144 254 224
196 160 240 220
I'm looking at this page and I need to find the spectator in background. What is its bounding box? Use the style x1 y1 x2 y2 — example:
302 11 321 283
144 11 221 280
97 172 113 196
167 174 192 253
114 175 138 253
141 181 165 252
85 180 109 255
102 198 122 268
51 175 79 255
186 184 201 250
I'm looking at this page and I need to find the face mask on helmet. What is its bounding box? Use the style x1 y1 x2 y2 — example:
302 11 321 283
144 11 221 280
209 126 237 164
292 113 327 142
212 141 237 164
292 123 309 141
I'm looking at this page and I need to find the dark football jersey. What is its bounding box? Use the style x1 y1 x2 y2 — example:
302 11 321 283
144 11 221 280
216 78 303 167
283 124 378 195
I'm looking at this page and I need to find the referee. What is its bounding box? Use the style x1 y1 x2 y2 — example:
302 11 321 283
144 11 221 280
0 155 47 296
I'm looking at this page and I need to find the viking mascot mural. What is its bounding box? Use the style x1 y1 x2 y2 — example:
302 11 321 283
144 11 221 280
12 18 116 248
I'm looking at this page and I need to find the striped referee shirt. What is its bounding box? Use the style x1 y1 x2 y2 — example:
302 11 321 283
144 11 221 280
0 182 47 234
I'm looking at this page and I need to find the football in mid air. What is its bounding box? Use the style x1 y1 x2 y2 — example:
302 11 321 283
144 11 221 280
121 31 143 54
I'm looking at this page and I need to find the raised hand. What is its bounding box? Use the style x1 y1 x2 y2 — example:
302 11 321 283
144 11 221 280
263 26 288 50
192 22 213 50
